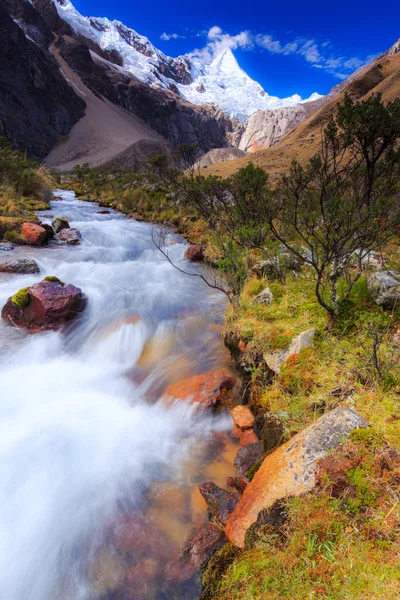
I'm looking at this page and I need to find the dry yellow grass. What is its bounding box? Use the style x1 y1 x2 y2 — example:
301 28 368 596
204 51 400 181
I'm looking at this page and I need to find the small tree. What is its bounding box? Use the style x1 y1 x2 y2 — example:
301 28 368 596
268 94 400 317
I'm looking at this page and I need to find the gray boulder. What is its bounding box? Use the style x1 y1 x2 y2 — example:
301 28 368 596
264 328 316 375
368 271 400 309
252 286 273 305
0 259 40 274
57 228 81 245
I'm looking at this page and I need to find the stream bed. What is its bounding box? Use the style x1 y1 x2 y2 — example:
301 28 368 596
0 191 238 600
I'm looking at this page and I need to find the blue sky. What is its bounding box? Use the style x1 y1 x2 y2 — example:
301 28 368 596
73 0 400 98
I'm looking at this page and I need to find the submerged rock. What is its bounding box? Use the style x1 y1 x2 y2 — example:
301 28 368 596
164 522 226 584
97 209 111 214
163 372 236 410
198 482 239 527
368 271 400 309
233 441 264 477
21 222 47 246
1 279 86 331
57 228 81 245
185 244 204 262
226 407 368 548
0 259 40 274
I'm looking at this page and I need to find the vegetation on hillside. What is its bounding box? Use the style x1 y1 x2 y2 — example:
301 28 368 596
0 137 54 243
59 94 400 598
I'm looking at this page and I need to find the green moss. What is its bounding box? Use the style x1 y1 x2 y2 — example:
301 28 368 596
346 466 378 513
3 230 24 244
43 276 64 285
11 287 30 308
200 543 242 600
245 455 265 481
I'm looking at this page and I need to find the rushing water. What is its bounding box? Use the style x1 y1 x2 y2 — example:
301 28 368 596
0 191 237 600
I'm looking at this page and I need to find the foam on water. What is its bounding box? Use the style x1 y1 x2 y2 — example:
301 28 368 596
0 191 231 599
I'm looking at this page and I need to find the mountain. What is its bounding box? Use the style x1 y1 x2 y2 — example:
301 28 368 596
0 0 244 168
203 37 400 179
46 0 322 121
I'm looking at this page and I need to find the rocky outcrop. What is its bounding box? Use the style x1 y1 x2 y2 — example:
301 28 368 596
163 372 236 411
0 2 85 159
21 223 47 246
54 35 239 156
226 407 368 548
368 271 400 309
1 278 86 331
239 100 322 153
195 147 246 169
164 522 226 584
0 259 40 274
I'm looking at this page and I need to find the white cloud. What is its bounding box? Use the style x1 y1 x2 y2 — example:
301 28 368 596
160 32 185 41
187 25 369 79
190 26 252 63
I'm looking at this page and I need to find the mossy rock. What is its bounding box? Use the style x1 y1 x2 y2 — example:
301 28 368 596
200 543 242 600
11 287 31 308
51 218 69 233
43 276 64 285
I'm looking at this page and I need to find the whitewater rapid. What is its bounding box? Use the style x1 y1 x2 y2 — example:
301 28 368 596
0 191 233 600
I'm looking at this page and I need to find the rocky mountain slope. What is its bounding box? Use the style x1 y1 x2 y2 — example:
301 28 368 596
204 37 400 179
47 0 321 121
0 0 85 159
0 0 242 167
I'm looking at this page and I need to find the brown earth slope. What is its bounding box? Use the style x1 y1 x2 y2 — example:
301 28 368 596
204 39 400 182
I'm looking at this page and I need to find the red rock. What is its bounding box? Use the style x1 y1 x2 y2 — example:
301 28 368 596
231 405 254 430
164 522 226 584
163 372 236 410
1 279 86 331
21 222 46 246
231 424 242 439
239 429 259 446
184 244 204 262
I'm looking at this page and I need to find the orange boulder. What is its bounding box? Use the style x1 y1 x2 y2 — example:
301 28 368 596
231 405 254 430
226 407 367 548
21 222 46 246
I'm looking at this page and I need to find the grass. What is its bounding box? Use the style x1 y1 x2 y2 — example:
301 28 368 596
60 158 400 600
203 432 400 599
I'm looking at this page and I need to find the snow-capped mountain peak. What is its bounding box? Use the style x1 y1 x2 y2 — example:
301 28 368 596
50 0 322 121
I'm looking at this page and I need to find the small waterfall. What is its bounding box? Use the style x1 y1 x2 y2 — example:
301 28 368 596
0 191 236 600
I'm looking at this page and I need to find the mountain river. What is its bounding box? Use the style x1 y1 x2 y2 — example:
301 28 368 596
0 191 238 600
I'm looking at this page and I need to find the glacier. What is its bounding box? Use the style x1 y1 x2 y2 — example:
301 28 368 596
51 0 322 121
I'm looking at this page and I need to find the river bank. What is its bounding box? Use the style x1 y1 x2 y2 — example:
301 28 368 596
2 186 400 599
